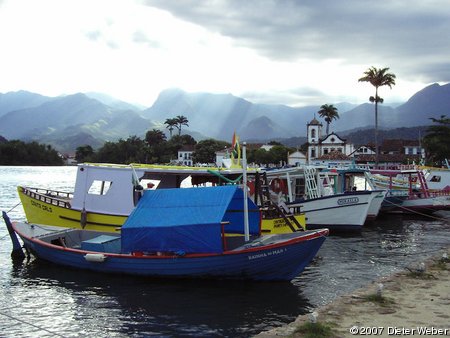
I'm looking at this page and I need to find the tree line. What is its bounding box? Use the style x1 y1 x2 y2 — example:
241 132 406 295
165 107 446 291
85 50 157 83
75 129 296 166
0 140 63 165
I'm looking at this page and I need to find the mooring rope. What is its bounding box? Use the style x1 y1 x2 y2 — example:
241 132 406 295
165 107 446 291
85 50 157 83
382 198 450 223
5 202 21 214
1 204 23 240
0 311 66 337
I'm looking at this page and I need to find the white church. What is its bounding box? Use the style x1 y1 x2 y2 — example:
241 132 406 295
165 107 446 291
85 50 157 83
307 117 355 163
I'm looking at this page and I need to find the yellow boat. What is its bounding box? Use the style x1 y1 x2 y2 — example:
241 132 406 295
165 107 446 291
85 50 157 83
18 186 126 232
18 163 307 234
261 214 306 234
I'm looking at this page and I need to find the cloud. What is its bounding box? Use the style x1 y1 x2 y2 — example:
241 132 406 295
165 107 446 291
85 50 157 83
145 0 450 83
132 30 162 48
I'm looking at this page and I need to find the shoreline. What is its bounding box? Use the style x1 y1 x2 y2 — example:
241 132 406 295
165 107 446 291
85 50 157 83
256 247 450 337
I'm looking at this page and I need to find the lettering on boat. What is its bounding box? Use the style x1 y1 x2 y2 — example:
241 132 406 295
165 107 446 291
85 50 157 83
273 219 287 228
248 248 286 260
337 197 359 206
30 200 53 213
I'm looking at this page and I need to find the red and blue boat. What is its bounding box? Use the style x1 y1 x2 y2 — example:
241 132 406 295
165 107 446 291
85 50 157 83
4 185 328 281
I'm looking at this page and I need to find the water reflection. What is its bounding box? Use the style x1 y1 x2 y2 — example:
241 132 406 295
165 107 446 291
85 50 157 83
6 259 312 337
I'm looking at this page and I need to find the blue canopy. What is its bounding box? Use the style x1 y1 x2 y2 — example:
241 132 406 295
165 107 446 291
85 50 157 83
121 185 260 254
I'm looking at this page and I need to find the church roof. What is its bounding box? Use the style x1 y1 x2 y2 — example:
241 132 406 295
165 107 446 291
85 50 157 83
308 117 322 125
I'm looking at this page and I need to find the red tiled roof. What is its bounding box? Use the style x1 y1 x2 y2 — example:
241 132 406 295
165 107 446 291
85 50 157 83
317 150 351 160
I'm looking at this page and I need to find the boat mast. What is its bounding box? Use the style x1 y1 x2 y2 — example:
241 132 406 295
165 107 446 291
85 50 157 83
242 142 249 242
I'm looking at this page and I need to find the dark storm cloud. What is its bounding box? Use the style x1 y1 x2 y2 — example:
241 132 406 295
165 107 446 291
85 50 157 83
145 0 450 83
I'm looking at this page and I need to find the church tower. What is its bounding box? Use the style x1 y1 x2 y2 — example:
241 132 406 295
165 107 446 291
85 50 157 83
307 117 322 161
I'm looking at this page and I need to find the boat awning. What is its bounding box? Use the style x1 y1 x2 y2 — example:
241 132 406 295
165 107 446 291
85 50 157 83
121 185 260 254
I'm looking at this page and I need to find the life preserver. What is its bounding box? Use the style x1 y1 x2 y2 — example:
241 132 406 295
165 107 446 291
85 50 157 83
270 178 287 194
410 177 418 183
247 181 255 196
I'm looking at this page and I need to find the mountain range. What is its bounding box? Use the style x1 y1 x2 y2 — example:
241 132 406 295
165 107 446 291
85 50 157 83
0 83 449 153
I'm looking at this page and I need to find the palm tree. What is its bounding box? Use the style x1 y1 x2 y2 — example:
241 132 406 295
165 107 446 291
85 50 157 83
175 115 189 136
164 118 178 138
317 104 339 135
358 67 396 165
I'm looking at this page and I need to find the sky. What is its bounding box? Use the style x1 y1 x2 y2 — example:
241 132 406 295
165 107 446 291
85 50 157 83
0 0 449 108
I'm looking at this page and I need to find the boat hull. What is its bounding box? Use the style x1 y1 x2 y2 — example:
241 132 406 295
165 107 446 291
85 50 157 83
19 186 306 234
400 194 450 213
261 214 306 234
13 223 328 281
288 191 375 231
366 190 387 221
18 187 126 231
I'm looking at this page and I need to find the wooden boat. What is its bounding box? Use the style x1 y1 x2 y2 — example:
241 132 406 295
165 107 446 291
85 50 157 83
18 163 306 233
5 186 328 281
369 169 450 213
262 166 377 231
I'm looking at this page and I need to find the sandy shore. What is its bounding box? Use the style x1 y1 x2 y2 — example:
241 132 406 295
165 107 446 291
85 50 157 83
256 248 450 337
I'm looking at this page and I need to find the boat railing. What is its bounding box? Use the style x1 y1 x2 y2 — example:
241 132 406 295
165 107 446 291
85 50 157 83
428 189 450 197
21 187 73 208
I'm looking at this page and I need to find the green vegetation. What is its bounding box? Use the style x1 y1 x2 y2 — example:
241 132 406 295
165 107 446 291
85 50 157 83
293 322 335 338
193 139 229 163
361 293 395 306
317 104 339 135
422 115 450 166
405 269 437 280
433 254 449 270
73 134 295 166
0 140 63 165
248 144 294 166
358 66 396 164
76 133 197 164
164 118 178 138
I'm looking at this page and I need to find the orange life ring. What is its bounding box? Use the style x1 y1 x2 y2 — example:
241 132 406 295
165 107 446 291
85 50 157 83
270 178 287 194
410 177 418 183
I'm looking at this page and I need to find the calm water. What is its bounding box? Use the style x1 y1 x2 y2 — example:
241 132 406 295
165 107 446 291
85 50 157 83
1 166 449 337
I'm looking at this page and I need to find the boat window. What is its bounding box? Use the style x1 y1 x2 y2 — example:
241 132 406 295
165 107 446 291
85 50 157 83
430 175 441 182
87 180 112 195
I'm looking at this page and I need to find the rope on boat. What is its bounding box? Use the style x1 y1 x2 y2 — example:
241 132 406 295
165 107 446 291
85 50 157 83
0 311 66 337
5 202 21 213
382 199 450 223
207 170 243 184
0 203 23 240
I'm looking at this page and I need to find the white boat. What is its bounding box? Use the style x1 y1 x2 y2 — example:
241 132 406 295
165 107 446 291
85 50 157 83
263 166 377 231
420 166 450 191
324 167 387 221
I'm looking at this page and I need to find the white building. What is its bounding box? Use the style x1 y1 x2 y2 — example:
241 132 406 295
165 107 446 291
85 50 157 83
351 145 376 157
177 145 195 166
288 150 307 166
307 117 354 162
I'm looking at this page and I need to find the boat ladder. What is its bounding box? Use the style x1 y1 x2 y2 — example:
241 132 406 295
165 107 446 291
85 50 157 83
416 171 430 198
257 172 303 232
304 166 320 199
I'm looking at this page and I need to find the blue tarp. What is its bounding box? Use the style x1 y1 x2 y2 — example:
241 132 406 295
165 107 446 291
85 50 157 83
121 185 260 254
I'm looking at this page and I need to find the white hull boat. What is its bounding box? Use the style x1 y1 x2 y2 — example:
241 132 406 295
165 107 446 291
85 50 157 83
288 191 376 231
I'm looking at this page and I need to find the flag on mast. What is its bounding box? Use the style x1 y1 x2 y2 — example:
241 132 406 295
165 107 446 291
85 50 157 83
231 132 241 168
